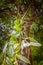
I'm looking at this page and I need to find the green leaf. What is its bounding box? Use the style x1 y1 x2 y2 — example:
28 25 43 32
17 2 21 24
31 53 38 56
16 54 30 64
30 42 41 47
6 57 13 65
29 37 38 42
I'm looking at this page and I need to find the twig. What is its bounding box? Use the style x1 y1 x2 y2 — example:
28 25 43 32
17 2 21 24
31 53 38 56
21 3 32 20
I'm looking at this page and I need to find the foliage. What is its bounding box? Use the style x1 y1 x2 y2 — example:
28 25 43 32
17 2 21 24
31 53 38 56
16 54 30 64
0 0 43 65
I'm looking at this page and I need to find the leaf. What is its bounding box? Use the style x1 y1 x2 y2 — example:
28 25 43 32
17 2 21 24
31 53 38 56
21 40 31 49
28 37 38 42
28 37 41 46
6 57 13 65
30 42 41 46
16 54 30 64
7 44 19 57
21 40 41 50
13 44 19 50
14 19 23 32
3 43 8 53
31 22 38 31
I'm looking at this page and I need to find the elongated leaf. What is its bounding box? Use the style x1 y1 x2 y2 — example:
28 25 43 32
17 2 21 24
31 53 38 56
6 57 13 65
21 40 41 50
16 54 30 64
30 42 41 46
28 37 41 46
3 43 8 53
29 37 37 42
